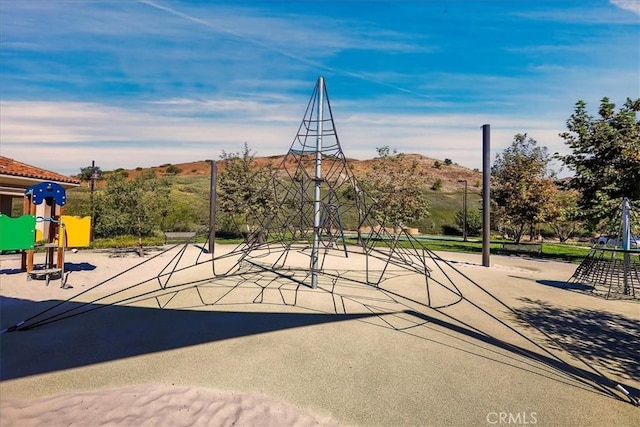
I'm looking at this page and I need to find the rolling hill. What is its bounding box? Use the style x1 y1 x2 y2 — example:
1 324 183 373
99 153 483 194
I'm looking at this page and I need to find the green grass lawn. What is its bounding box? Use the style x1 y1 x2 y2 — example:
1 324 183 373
372 237 592 263
85 230 596 264
66 174 596 264
420 237 593 264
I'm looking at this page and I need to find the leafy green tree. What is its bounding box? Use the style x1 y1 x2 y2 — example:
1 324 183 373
491 134 555 243
64 188 91 217
94 170 169 254
455 208 482 237
79 165 103 181
557 97 640 230
545 186 582 242
364 146 430 230
217 143 275 238
164 199 198 232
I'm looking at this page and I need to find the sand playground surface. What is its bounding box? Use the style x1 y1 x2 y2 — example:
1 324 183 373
0 244 638 426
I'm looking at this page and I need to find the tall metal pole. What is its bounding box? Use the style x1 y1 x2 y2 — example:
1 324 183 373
90 160 96 243
311 76 324 289
209 160 217 256
458 179 468 242
463 180 468 242
621 198 631 251
482 124 491 267
621 198 631 295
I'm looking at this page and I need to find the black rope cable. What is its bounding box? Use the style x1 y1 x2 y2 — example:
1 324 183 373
18 274 215 331
4 239 216 331
1 243 190 333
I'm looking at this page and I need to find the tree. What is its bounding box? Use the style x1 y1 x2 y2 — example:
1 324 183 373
164 199 199 232
217 143 275 238
364 146 430 230
557 97 640 230
546 186 582 242
455 208 482 237
491 134 555 243
94 170 169 254
79 165 102 182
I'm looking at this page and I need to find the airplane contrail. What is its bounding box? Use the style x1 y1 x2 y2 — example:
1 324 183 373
137 0 432 99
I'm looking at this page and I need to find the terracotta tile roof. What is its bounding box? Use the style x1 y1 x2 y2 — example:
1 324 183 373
0 156 80 185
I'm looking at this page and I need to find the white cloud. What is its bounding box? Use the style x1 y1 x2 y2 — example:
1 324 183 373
513 4 640 23
0 99 571 176
610 0 640 15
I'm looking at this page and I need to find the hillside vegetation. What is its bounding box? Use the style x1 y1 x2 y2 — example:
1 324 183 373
68 154 483 236
60 97 638 250
102 154 482 193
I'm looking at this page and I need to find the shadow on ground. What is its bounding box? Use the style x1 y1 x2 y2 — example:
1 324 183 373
0 296 379 381
536 279 592 291
0 262 96 275
2 292 636 405
64 262 97 272
515 298 639 381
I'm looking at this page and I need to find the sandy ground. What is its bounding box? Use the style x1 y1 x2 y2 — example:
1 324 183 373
0 244 638 426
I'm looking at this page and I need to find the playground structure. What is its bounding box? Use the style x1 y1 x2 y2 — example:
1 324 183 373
1 77 638 406
209 76 436 297
568 198 640 300
0 181 91 287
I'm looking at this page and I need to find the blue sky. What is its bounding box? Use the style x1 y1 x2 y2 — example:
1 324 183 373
1 0 638 176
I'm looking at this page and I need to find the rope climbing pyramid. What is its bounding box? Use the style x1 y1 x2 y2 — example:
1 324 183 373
215 76 434 291
568 198 640 299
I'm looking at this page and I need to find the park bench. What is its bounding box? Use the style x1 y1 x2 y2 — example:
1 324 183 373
499 242 543 257
164 231 197 244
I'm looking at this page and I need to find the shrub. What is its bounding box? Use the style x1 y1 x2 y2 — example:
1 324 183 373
442 224 460 236
455 208 482 236
166 165 182 175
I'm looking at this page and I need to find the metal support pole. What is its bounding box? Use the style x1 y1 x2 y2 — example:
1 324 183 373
90 160 96 242
311 76 324 289
458 179 468 242
621 198 631 295
209 160 217 256
482 124 491 267
621 198 631 251
463 180 468 242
